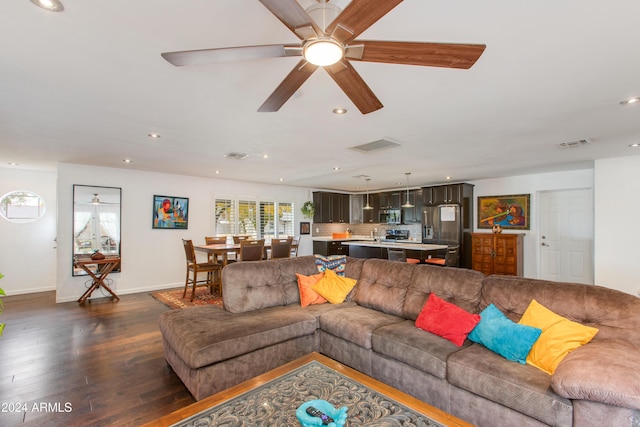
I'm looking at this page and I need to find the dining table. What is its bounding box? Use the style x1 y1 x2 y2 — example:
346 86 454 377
194 241 298 266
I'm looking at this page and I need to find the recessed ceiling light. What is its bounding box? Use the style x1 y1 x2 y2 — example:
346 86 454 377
279 178 284 182
8 162 19 166
148 133 161 139
620 97 640 105
445 176 452 180
214 170 221 174
333 166 340 171
123 159 132 163
30 0 64 12
629 143 640 148
262 154 269 159
333 108 347 115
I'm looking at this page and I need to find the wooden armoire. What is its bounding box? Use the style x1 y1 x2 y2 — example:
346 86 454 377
471 233 524 276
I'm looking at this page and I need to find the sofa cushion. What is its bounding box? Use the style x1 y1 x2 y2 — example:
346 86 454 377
481 275 640 342
373 320 466 380
519 299 599 374
319 305 404 349
296 272 327 307
312 269 357 304
158 305 317 369
551 339 640 410
448 344 573 426
468 304 542 364
403 264 484 320
223 256 318 313
353 258 414 317
415 293 481 346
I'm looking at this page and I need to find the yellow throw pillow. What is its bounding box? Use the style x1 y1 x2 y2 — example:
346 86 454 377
311 269 357 304
518 299 599 375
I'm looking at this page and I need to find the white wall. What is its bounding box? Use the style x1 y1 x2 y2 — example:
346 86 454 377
0 167 57 295
594 155 640 297
470 169 594 279
56 163 314 302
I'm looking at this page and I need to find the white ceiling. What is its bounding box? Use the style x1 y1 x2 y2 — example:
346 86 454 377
1 0 639 192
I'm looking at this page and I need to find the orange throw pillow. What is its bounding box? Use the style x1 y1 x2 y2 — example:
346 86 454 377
296 272 327 307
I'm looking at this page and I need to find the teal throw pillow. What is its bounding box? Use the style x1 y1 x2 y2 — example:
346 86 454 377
468 304 542 364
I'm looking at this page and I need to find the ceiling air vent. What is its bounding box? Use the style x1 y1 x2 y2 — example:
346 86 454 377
350 138 402 153
556 139 591 149
225 152 249 160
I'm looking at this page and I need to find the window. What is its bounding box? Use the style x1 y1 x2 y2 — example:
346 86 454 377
0 190 46 223
214 197 294 239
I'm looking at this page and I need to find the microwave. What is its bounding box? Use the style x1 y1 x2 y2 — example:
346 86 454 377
379 209 401 225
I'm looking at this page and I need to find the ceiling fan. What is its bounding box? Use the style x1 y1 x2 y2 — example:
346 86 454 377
161 0 486 114
90 194 118 205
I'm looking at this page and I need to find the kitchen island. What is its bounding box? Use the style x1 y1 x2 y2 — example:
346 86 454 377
343 240 448 262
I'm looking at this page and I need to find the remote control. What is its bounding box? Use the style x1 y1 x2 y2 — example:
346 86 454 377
306 406 334 425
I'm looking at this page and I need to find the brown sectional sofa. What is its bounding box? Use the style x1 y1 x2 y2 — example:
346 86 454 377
158 256 640 426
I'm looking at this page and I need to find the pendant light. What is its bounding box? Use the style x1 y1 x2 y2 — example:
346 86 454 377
401 172 414 208
363 178 374 210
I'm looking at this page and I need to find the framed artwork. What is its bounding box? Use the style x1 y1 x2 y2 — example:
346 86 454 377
153 195 189 229
477 194 530 230
300 222 310 235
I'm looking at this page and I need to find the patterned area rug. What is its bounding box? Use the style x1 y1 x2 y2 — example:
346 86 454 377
172 360 446 426
150 287 223 309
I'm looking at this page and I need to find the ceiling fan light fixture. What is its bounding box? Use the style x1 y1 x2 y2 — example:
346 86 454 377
31 0 64 12
303 38 343 66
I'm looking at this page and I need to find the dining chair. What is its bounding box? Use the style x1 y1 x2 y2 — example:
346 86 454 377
204 236 226 263
239 239 265 261
387 248 407 262
387 248 421 264
270 238 292 260
290 236 300 257
424 245 459 267
233 235 252 244
182 239 222 301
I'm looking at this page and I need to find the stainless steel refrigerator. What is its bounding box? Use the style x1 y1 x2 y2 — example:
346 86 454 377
423 204 462 263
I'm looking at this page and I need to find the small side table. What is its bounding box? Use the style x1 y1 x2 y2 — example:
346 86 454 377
74 257 121 304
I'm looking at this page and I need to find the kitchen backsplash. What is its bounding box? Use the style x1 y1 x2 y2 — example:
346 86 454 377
312 223 422 240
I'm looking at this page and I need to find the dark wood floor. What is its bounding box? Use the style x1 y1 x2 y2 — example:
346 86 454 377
0 291 195 426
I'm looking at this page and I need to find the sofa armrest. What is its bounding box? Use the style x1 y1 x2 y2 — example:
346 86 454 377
551 339 640 410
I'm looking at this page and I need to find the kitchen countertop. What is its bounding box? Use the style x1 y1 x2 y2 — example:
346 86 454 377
312 235 374 242
342 240 448 251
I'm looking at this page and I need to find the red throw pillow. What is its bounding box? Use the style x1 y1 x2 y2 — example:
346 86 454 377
415 293 481 346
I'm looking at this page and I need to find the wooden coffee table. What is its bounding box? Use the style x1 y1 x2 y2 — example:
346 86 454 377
144 352 471 427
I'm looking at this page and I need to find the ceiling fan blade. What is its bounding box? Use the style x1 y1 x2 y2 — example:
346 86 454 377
349 40 486 69
325 61 383 114
161 44 302 66
259 0 322 39
258 59 318 112
326 0 403 43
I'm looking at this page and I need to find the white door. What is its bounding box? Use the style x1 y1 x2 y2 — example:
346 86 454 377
539 189 593 284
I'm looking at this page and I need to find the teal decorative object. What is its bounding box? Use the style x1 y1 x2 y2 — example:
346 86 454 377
296 400 347 427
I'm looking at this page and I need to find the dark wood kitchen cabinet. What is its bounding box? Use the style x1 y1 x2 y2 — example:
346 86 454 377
424 183 471 205
471 233 524 276
378 191 402 209
363 193 379 223
313 240 350 256
313 192 349 223
401 189 423 223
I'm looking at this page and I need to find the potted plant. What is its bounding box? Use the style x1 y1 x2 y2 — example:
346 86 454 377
300 201 315 219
